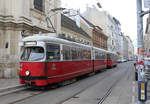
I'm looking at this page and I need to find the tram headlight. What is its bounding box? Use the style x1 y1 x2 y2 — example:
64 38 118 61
25 70 30 76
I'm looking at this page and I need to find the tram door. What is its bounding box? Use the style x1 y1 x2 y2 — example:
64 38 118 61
46 43 61 77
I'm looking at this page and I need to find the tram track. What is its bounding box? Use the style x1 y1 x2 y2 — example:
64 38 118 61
98 62 131 104
97 76 122 104
0 86 45 104
8 90 44 104
0 85 26 97
56 66 121 104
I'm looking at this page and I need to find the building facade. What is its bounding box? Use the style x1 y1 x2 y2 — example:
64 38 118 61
83 7 116 52
60 9 107 50
80 15 108 50
60 14 92 45
113 17 122 56
126 36 134 60
119 33 124 61
122 35 129 60
0 0 61 78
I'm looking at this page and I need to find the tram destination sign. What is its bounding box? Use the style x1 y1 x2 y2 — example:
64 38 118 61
144 0 150 8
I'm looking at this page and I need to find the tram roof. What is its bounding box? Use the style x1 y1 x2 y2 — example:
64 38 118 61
93 47 107 53
22 34 92 49
22 33 113 53
106 50 117 55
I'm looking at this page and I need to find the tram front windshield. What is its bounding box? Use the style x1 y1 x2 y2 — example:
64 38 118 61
21 47 44 61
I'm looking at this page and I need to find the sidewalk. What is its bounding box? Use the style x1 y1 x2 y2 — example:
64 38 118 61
0 78 20 89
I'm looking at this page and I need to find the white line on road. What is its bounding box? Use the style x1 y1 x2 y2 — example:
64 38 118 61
132 96 135 104
133 81 135 85
132 86 135 93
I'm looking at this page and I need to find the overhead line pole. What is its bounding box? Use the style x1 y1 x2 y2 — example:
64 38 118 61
137 0 145 104
137 0 144 55
136 0 150 104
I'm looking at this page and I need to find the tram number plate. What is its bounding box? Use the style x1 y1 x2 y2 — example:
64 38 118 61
25 81 32 85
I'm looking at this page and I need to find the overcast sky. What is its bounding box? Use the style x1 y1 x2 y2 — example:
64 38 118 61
61 0 149 52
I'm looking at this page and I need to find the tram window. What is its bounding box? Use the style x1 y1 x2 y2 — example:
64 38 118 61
63 45 71 60
83 50 87 60
107 54 111 60
84 50 91 60
77 48 83 60
77 48 81 60
104 54 107 59
95 51 102 60
46 44 60 61
95 51 98 60
101 52 105 59
80 49 84 59
71 48 78 60
88 50 91 59
21 47 44 61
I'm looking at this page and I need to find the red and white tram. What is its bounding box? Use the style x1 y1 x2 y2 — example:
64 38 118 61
19 34 116 86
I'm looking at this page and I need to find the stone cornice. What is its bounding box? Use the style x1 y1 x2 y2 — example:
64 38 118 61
0 21 51 33
0 15 15 22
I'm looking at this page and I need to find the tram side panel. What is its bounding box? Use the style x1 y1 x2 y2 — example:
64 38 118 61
46 60 93 84
46 44 93 84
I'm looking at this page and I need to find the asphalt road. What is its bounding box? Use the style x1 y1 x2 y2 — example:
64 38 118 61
0 61 135 104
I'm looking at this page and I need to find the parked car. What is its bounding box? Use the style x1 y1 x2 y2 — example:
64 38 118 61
117 59 122 63
121 59 127 62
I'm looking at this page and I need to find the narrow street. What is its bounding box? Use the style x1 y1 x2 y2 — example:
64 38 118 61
0 0 149 104
0 62 138 104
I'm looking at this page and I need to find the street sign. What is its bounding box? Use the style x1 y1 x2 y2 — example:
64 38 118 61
144 0 150 8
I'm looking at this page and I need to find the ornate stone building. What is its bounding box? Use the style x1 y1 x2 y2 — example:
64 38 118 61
0 0 61 78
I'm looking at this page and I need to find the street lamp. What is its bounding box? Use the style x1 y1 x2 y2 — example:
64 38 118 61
97 0 102 8
97 2 102 8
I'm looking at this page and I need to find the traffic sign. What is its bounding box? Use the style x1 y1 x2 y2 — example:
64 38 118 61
144 0 150 8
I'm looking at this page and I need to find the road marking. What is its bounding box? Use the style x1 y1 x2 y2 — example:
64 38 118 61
132 86 135 93
133 81 135 85
132 96 135 104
